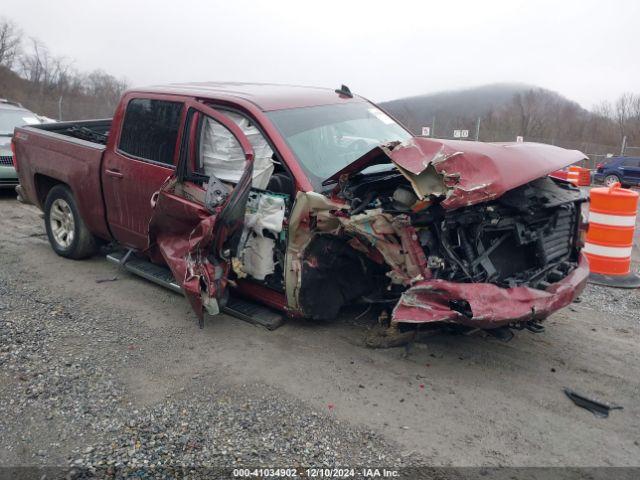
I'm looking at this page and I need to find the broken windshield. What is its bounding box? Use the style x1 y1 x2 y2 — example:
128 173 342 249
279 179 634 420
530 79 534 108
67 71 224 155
267 102 411 190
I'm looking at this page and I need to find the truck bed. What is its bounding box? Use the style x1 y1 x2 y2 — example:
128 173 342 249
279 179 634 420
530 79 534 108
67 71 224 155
35 119 112 145
13 119 113 240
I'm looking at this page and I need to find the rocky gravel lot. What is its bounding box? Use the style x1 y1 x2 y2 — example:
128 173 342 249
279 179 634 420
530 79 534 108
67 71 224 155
0 269 408 477
1 191 639 477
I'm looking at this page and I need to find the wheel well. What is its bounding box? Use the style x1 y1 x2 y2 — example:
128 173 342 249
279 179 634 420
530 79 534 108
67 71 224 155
34 174 68 208
298 235 388 319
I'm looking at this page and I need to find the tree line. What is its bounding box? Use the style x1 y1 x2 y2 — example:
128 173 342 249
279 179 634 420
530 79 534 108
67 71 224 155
482 89 640 156
0 17 128 120
383 84 640 164
385 88 640 160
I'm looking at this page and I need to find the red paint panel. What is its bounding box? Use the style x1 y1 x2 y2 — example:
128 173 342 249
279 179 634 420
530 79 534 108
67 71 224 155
326 138 587 211
138 82 364 112
234 280 288 311
150 204 222 317
13 126 112 240
102 92 187 249
390 139 587 210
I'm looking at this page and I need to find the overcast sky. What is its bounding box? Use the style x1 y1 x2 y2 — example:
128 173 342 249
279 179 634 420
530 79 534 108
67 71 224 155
3 0 638 109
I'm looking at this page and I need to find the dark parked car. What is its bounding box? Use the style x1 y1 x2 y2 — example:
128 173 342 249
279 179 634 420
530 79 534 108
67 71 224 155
594 156 640 187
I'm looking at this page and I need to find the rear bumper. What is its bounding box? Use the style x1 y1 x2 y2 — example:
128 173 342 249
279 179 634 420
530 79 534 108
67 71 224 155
392 253 589 328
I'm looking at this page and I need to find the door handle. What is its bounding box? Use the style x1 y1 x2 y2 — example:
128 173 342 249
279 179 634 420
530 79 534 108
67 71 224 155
105 168 124 179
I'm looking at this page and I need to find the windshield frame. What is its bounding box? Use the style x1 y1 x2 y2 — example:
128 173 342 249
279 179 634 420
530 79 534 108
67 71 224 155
266 101 413 191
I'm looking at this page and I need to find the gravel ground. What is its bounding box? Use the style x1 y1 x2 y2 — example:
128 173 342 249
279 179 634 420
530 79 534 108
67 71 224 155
0 270 411 476
579 274 640 321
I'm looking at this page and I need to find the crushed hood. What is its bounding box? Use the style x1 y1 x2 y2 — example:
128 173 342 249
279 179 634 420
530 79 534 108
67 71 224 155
325 138 588 210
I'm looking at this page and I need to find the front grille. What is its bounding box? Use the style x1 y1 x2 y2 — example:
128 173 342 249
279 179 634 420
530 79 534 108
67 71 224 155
538 206 576 264
430 178 582 290
0 155 13 166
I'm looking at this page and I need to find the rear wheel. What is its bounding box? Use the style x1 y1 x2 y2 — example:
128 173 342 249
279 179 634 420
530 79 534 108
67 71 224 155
604 174 621 187
44 185 97 259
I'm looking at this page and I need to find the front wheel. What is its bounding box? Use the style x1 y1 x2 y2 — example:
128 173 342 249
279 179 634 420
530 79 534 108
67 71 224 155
44 185 97 259
604 174 621 187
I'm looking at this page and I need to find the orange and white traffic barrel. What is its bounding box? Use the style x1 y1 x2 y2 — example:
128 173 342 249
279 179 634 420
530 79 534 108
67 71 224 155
578 168 591 186
584 182 640 288
549 170 569 181
567 166 581 186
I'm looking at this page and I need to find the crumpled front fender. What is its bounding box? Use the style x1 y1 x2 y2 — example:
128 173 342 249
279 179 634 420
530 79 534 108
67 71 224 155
392 253 589 328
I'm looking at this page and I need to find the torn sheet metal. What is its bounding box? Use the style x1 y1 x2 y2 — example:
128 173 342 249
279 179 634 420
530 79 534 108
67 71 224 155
285 191 346 311
147 178 228 319
392 253 589 328
335 210 427 286
325 138 588 210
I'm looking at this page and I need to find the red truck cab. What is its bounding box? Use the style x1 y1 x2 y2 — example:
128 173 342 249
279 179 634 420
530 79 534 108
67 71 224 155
12 82 590 338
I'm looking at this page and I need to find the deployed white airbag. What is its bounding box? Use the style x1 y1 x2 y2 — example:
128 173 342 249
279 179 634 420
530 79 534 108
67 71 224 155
237 192 286 281
200 111 274 189
241 235 276 281
244 193 286 234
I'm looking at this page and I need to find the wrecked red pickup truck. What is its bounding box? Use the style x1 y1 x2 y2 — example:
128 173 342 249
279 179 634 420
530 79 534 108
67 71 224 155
12 82 589 338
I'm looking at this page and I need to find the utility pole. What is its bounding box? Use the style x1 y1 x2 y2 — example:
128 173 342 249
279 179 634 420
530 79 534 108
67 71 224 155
431 116 435 138
475 117 481 141
620 135 627 156
58 96 63 121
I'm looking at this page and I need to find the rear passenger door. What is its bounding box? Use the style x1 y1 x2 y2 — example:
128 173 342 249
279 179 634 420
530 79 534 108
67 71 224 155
102 96 184 248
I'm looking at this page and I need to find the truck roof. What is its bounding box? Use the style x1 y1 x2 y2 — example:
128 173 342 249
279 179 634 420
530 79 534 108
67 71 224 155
133 82 364 112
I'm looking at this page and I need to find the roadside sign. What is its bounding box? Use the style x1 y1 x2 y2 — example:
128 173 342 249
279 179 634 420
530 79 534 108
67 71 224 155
453 130 469 138
421 126 431 136
516 136 524 143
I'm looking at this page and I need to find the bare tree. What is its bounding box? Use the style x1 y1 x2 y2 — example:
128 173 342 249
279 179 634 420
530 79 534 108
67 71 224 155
18 37 72 90
511 89 556 138
613 93 634 141
0 17 22 68
82 69 129 114
18 37 46 84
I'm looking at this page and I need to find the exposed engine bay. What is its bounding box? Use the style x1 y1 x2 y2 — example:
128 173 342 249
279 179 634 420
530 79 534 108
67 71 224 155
290 172 584 322
228 171 584 328
343 173 581 289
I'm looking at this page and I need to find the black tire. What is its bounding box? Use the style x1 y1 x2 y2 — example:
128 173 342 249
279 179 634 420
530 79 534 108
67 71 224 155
44 185 98 259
